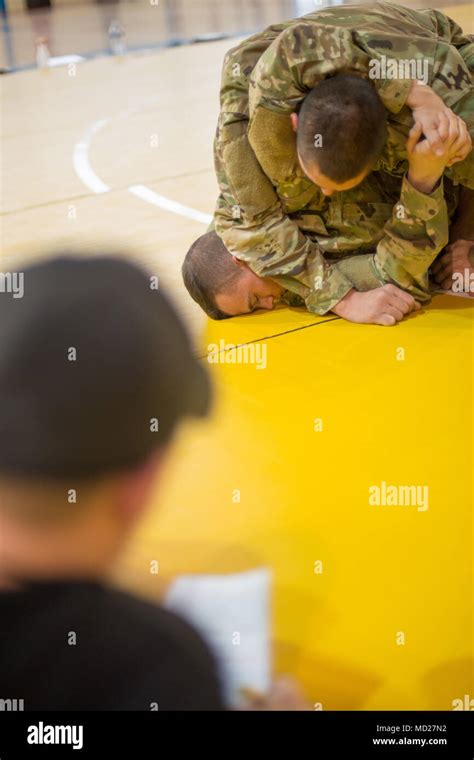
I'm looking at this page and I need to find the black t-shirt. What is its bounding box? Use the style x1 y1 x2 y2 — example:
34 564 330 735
0 579 224 710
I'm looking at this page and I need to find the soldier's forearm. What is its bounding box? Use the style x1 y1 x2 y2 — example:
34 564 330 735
271 176 450 312
406 80 440 112
373 176 449 300
449 186 474 242
329 255 384 292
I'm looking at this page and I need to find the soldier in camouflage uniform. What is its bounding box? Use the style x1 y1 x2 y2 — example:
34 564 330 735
208 2 473 318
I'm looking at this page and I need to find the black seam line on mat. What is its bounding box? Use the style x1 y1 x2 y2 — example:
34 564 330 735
197 315 341 359
0 168 214 217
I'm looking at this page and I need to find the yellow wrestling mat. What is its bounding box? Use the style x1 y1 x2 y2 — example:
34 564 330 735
118 293 473 710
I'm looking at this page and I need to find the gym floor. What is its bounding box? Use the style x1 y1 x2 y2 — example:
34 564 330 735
1 0 473 709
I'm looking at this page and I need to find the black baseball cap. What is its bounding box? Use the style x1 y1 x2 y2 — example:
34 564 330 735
0 254 212 478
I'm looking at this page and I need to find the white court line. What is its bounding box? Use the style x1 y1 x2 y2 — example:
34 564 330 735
129 185 212 224
73 114 211 224
73 118 111 194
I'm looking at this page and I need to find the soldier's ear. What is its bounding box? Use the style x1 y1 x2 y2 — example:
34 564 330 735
290 113 298 133
232 256 247 268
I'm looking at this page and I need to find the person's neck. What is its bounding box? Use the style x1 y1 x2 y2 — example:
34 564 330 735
0 504 124 592
0 571 22 591
0 561 107 591
0 526 112 591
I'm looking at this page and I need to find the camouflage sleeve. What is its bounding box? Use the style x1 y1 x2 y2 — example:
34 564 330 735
247 21 412 121
274 254 382 312
214 30 355 314
432 32 474 190
416 10 474 189
372 177 449 299
318 177 449 305
279 253 384 309
214 188 354 314
429 9 474 70
274 177 449 313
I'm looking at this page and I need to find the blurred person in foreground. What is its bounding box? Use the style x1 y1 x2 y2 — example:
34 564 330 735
0 255 305 711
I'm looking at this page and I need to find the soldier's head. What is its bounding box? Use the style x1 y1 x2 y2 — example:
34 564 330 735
182 231 284 318
292 73 387 196
0 254 211 582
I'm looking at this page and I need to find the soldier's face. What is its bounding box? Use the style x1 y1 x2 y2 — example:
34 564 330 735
214 260 285 316
298 152 370 197
291 112 370 195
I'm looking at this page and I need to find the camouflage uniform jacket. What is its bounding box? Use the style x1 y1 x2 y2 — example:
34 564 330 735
213 2 473 313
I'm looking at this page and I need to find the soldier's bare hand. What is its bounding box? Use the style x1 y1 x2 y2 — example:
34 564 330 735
332 285 421 326
407 120 450 194
408 82 450 156
408 82 471 163
444 115 471 166
407 110 471 193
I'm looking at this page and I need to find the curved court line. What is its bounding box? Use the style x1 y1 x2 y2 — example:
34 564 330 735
129 185 212 224
73 112 212 223
73 118 111 194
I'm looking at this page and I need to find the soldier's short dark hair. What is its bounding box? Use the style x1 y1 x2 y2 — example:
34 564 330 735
297 74 387 183
182 231 241 319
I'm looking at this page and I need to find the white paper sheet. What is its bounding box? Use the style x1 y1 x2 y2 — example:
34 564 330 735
164 567 271 707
